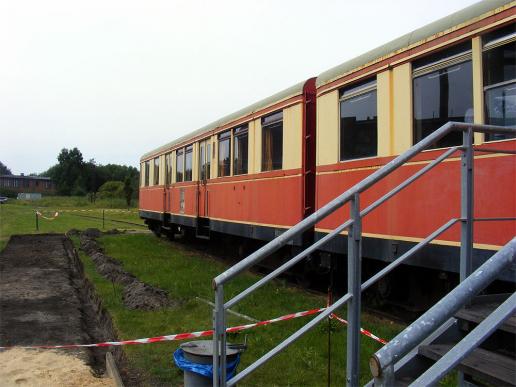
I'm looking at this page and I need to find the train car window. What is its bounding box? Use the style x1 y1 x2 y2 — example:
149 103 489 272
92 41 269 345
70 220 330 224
206 142 211 180
199 141 206 181
153 157 160 185
413 42 472 148
233 125 248 175
218 131 231 177
184 145 193 181
339 78 377 160
176 148 184 182
262 111 283 171
144 161 150 186
483 23 516 141
165 153 173 185
199 140 211 181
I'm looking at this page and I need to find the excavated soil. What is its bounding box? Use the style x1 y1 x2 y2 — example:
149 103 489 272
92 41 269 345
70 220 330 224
79 231 172 311
0 234 139 386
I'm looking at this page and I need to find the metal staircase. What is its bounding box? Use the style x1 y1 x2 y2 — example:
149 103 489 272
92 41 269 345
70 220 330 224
211 122 516 386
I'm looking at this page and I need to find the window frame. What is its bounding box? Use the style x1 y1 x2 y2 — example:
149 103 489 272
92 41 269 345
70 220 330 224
176 148 184 183
338 77 378 161
218 130 231 177
233 124 249 176
412 42 473 148
153 157 160 185
184 145 193 182
261 110 283 172
165 152 173 185
482 24 516 141
144 160 150 187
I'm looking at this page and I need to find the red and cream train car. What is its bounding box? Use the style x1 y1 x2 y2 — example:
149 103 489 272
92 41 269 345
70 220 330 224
139 78 316 246
140 0 515 287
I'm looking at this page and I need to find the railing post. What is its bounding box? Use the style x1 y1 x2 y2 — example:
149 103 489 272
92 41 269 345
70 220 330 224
213 285 226 387
347 193 362 386
460 127 474 282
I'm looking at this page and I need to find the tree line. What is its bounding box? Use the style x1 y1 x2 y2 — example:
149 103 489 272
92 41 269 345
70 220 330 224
41 148 139 204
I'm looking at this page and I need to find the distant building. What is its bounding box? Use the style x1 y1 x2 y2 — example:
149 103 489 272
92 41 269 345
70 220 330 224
0 174 56 195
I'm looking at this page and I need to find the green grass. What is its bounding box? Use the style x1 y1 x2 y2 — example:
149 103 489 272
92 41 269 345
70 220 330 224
77 234 405 386
0 201 144 251
14 195 134 209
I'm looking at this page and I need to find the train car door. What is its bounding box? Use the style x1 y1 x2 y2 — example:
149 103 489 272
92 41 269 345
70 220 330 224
196 140 211 238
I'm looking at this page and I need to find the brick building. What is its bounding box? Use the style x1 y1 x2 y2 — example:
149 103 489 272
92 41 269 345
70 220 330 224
0 174 56 195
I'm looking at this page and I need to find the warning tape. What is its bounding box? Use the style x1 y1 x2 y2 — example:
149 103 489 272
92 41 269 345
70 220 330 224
57 209 138 214
0 306 387 350
330 313 388 345
35 211 59 220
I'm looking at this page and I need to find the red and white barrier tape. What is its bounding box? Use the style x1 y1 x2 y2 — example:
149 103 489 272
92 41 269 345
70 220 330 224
0 306 387 350
35 211 59 220
330 313 388 345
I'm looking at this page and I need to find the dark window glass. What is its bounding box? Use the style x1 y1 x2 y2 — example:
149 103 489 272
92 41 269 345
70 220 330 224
176 149 184 182
413 41 471 70
339 79 377 160
218 131 231 177
184 145 193 181
199 142 206 181
206 143 211 180
262 111 283 171
153 157 160 185
413 59 472 148
199 140 212 181
144 161 150 186
483 24 515 141
165 153 173 185
233 125 248 175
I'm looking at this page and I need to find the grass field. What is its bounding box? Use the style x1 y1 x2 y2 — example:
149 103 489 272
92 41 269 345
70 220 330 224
0 196 406 385
76 233 405 386
0 198 144 251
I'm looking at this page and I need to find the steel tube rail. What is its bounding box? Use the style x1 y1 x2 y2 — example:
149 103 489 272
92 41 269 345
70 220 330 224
213 123 513 288
226 148 459 309
225 218 353 309
370 237 516 379
361 218 459 292
411 291 516 386
227 293 352 386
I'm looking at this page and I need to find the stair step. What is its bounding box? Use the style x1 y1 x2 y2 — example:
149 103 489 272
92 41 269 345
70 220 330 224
418 344 516 386
456 297 516 334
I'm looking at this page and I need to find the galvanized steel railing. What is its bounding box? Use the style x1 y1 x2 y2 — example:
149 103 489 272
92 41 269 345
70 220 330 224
370 238 516 386
211 122 516 386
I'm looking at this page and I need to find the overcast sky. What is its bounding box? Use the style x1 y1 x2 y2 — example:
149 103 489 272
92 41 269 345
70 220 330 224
1 0 479 174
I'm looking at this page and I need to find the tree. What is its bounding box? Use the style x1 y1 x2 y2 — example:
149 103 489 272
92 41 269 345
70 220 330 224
0 161 12 175
123 176 133 207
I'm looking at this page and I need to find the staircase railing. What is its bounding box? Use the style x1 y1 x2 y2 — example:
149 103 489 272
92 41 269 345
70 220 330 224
370 237 516 385
211 122 516 386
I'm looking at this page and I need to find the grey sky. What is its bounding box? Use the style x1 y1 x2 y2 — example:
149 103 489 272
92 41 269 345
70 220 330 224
1 0 478 174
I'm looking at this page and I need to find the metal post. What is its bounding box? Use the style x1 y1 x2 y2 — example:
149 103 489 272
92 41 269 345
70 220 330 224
460 127 474 282
213 285 226 386
347 193 362 386
35 211 39 231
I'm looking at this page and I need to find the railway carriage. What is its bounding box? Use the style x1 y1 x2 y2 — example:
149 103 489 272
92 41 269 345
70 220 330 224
140 0 515 299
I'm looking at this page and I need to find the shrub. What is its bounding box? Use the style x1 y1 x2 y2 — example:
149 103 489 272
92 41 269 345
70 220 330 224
98 181 124 199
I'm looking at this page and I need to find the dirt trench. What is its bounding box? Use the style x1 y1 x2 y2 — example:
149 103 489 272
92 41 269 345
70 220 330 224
0 234 139 386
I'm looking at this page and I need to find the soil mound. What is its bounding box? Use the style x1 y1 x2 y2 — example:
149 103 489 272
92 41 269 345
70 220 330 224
80 233 172 310
83 228 102 239
122 281 170 310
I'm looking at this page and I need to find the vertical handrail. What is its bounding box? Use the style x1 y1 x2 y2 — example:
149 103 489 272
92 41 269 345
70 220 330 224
347 193 362 386
213 285 226 386
460 127 474 282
